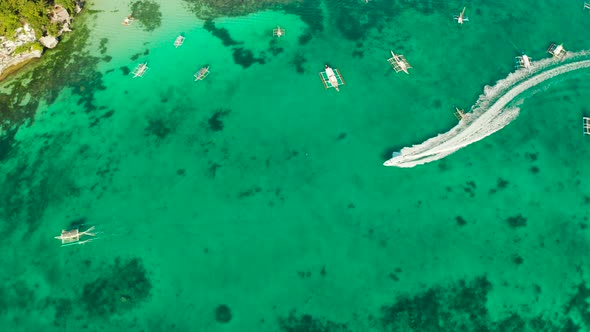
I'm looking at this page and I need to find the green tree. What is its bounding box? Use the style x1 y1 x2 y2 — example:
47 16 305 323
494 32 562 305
0 0 79 40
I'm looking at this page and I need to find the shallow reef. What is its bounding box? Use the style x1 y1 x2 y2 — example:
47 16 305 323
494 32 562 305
379 276 581 331
232 47 266 68
203 21 266 68
80 257 152 317
215 304 232 323
208 108 231 132
0 132 80 236
278 310 351 332
183 0 299 20
203 20 241 46
0 17 107 133
130 0 163 32
145 117 173 139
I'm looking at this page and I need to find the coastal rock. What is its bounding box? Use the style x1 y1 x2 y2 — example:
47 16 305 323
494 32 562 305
50 5 73 37
60 22 72 34
50 5 72 25
0 24 37 54
0 49 42 72
39 36 59 49
0 24 40 77
75 0 86 14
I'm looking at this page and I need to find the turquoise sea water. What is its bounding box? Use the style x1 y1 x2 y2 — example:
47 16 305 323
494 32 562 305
3 0 590 330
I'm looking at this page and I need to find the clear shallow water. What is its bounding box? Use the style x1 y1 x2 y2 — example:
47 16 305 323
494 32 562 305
2 0 590 331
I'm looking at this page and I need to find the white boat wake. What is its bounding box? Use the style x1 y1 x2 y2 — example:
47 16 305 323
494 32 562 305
385 51 590 168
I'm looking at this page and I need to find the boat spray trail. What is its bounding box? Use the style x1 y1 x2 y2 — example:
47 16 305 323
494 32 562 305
385 51 590 168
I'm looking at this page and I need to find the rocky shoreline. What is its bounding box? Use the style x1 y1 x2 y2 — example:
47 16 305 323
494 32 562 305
0 1 85 82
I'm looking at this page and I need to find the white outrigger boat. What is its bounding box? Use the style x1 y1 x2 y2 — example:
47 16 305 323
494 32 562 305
319 65 345 92
132 62 149 78
547 43 567 60
515 53 532 69
272 26 285 38
174 35 185 48
55 226 96 247
194 66 210 81
387 51 412 74
453 7 468 24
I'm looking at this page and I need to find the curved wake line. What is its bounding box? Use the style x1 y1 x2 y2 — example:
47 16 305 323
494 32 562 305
385 51 590 168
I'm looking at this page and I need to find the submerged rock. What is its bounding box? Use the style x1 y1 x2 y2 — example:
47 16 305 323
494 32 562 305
215 304 232 323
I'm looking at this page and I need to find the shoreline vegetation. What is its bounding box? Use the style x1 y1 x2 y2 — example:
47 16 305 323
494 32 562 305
0 0 80 38
0 0 301 82
0 0 85 82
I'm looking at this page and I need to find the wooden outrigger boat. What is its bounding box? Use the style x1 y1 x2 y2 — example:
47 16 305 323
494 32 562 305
387 51 412 74
582 116 590 135
584 117 590 135
174 35 185 48
132 62 149 78
515 53 532 69
547 43 567 60
55 226 96 247
319 65 345 92
194 66 210 81
453 106 466 121
272 26 285 38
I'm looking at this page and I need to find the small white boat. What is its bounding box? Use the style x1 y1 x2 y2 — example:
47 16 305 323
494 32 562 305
121 15 134 26
174 35 185 48
132 62 149 78
194 66 210 81
515 53 532 69
453 7 469 24
273 26 285 38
